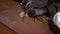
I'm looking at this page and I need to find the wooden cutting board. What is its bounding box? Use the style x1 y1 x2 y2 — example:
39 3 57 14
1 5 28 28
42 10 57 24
0 0 53 34
0 4 53 34
0 22 16 34
0 0 18 11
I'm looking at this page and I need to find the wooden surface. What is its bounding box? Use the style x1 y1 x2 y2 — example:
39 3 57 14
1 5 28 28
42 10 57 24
0 0 18 11
0 22 16 34
0 4 53 34
0 0 53 34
